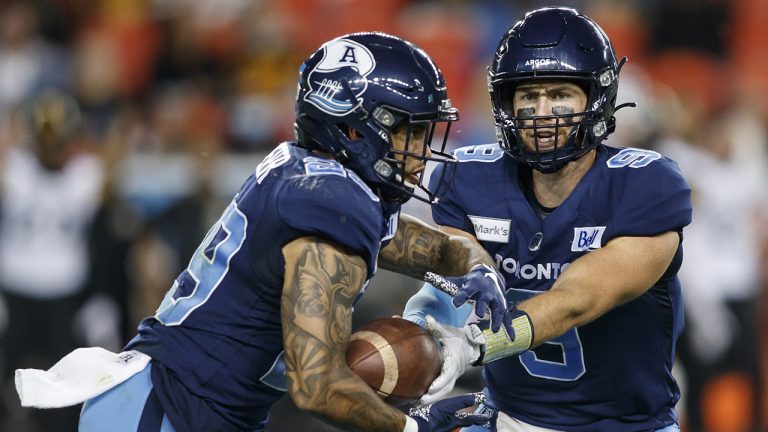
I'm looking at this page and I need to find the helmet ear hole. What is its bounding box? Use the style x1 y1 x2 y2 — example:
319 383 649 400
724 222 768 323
336 123 354 139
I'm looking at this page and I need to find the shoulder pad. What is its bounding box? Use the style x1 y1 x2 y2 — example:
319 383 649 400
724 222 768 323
277 172 384 273
606 148 692 236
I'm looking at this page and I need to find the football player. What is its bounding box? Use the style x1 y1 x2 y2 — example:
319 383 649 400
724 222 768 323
17 33 504 432
1 89 104 432
404 8 693 432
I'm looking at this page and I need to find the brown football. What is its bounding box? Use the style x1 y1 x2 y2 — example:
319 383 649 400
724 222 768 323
346 317 442 406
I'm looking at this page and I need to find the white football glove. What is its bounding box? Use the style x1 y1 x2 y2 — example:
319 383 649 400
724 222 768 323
421 315 485 405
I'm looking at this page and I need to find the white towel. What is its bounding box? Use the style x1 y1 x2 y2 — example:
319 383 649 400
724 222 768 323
15 347 151 408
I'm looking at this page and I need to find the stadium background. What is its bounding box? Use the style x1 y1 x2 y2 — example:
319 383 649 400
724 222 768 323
0 0 765 431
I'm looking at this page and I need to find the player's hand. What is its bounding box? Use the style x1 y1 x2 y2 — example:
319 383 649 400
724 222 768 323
421 316 484 405
407 392 490 432
473 403 499 431
452 264 507 332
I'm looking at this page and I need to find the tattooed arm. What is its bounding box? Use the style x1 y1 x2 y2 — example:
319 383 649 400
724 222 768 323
281 236 406 432
378 213 494 279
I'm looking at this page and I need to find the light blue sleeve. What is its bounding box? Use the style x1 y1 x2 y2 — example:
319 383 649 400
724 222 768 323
403 283 474 328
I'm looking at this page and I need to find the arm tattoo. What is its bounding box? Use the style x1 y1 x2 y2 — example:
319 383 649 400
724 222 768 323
378 217 448 278
379 215 493 278
283 242 358 396
281 238 405 431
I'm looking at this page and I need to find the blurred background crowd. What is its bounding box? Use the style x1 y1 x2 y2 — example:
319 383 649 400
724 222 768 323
0 0 765 431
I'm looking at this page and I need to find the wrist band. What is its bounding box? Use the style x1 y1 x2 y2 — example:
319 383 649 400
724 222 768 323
476 308 534 365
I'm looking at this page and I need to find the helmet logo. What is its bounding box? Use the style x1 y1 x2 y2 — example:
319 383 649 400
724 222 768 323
305 39 376 116
523 58 557 68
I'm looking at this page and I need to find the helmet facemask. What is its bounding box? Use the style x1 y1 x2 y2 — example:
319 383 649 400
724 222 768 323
353 104 457 205
492 75 613 173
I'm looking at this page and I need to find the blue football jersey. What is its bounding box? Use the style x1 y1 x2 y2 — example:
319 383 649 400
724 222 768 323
430 144 692 431
126 142 399 431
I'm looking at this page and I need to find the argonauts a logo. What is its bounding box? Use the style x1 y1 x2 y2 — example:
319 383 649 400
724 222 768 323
305 39 376 116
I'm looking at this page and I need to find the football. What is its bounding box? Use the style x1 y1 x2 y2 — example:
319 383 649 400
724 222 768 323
346 317 442 406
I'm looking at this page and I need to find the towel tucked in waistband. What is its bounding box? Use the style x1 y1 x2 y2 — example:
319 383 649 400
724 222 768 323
15 347 151 408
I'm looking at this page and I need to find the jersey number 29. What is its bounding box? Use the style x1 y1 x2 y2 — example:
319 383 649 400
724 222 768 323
155 200 247 325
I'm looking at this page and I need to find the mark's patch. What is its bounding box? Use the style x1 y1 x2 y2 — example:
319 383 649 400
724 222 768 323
468 216 510 243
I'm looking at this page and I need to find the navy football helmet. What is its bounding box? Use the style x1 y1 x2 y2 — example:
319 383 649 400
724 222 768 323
489 7 634 173
295 32 458 204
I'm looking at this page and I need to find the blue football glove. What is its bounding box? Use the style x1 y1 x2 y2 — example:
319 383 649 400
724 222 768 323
407 393 490 432
425 264 507 332
473 403 499 431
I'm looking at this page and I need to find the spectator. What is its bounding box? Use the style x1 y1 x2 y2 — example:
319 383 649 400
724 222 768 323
0 89 105 431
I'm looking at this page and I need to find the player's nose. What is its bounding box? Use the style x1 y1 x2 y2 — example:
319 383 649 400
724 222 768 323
535 95 552 112
535 98 556 123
